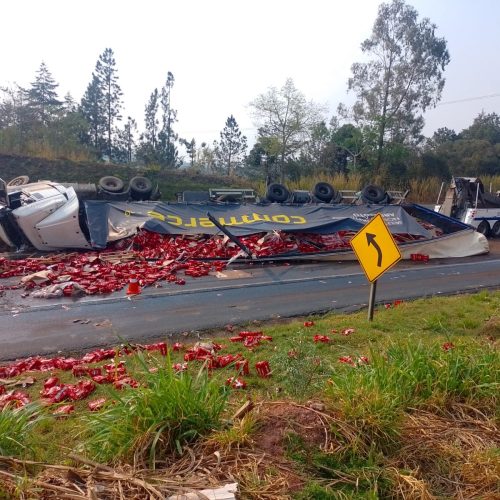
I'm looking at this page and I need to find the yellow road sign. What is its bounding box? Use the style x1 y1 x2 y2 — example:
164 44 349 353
350 213 402 282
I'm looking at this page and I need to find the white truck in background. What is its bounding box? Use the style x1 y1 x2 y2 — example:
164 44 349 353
434 177 500 238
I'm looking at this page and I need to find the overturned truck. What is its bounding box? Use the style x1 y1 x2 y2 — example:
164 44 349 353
0 177 489 260
434 177 500 238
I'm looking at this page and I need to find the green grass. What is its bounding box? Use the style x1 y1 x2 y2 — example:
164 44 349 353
0 404 43 458
0 291 498 498
78 353 229 465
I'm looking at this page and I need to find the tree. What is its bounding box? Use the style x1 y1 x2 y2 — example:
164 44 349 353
249 78 326 182
137 89 160 164
243 142 278 182
28 62 61 125
158 72 179 168
425 126 458 150
114 116 137 163
214 115 247 176
180 138 196 168
197 142 217 173
331 123 369 173
94 48 123 159
0 85 36 152
347 0 450 170
434 139 500 177
460 112 500 144
63 93 78 114
80 74 105 152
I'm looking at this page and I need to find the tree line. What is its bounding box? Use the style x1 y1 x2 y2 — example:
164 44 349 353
0 0 499 184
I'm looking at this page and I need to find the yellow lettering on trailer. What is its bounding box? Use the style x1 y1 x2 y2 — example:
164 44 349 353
166 215 182 226
147 210 165 222
184 217 198 227
199 217 215 228
272 215 290 223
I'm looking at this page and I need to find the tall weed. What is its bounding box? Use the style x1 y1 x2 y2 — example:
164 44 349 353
325 341 499 452
269 334 332 399
80 355 229 465
0 404 42 458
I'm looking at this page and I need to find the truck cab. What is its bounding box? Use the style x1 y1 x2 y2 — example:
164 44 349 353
0 178 91 250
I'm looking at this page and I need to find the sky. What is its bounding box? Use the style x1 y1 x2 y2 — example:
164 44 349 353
1 0 500 154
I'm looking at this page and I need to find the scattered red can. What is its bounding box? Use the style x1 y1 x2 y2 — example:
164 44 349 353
255 360 271 378
53 404 75 416
88 398 107 411
226 377 247 389
234 359 249 375
313 335 330 343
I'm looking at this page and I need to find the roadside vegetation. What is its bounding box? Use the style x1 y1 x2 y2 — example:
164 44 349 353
0 291 498 498
1 153 499 205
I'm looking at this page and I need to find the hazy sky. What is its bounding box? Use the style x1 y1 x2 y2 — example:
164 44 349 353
2 0 499 152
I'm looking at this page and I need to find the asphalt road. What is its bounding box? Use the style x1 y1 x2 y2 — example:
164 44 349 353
1 252 500 361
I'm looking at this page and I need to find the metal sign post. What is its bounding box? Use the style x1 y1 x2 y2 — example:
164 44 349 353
350 214 402 321
367 280 377 321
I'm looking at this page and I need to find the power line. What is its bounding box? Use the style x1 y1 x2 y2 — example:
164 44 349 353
437 92 500 106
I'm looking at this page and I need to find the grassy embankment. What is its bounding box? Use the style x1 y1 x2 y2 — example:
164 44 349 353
2 152 500 203
0 292 498 498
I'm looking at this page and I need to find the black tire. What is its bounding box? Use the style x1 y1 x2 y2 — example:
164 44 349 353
130 176 153 200
97 188 130 201
150 184 161 201
291 190 312 204
492 221 500 238
266 183 290 203
313 182 336 203
477 220 491 237
98 176 124 193
7 175 30 186
361 184 386 203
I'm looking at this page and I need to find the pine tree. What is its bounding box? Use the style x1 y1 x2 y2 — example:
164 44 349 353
136 88 160 163
215 115 247 176
80 48 123 160
114 116 137 163
159 72 179 168
80 74 105 151
28 62 61 125
95 48 123 160
63 92 77 114
180 138 196 167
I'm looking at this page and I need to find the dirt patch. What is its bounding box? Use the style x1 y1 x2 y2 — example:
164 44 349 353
478 315 500 340
253 402 328 457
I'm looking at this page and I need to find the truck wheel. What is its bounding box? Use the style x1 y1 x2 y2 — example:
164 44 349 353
361 184 386 203
491 221 500 238
313 182 336 203
266 183 290 203
477 220 491 237
130 176 153 200
7 175 30 186
98 176 124 193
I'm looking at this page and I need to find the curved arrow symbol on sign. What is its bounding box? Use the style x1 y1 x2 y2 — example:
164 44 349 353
366 233 382 267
